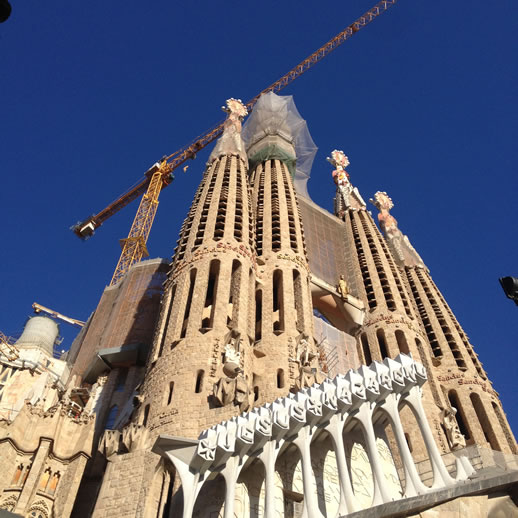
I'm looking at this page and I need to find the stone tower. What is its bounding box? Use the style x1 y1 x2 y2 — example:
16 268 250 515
331 154 516 457
371 191 516 455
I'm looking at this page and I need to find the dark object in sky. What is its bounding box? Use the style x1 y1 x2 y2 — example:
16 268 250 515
0 0 11 22
499 276 518 305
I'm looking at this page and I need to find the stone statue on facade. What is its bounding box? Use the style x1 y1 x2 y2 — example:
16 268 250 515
213 338 251 412
292 338 320 391
328 150 352 211
337 274 349 299
442 406 467 451
370 191 426 269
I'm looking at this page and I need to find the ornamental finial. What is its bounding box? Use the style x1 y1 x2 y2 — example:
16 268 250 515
223 98 248 120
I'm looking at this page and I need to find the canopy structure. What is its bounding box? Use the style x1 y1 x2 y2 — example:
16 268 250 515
242 92 318 198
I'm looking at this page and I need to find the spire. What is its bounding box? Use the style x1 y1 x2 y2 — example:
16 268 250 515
370 191 426 269
208 98 248 163
328 150 366 216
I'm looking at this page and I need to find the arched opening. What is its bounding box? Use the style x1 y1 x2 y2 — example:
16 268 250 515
181 268 197 338
236 458 266 518
272 270 285 334
47 472 60 495
492 402 518 454
227 259 241 327
192 474 226 517
372 408 405 498
11 464 23 486
166 382 174 406
277 369 285 389
293 269 304 332
361 333 372 365
201 260 220 330
395 330 409 355
253 386 259 402
142 404 150 427
275 443 304 516
343 417 375 509
310 429 340 517
470 393 500 451
195 370 204 394
447 390 471 441
255 290 262 342
38 468 51 491
105 405 118 430
376 328 389 360
157 285 176 358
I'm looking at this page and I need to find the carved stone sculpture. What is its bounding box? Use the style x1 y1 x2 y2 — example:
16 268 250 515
293 338 319 391
442 406 466 451
370 191 426 269
328 150 352 209
337 274 349 299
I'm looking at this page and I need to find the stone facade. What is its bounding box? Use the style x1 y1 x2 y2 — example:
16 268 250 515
0 94 516 517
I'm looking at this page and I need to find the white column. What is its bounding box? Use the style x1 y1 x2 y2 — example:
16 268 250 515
326 413 360 514
383 393 428 497
405 387 456 488
355 403 392 505
292 426 325 518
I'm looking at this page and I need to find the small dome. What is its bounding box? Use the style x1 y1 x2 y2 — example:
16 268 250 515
14 316 59 356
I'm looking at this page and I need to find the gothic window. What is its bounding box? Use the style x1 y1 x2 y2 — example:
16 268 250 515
395 330 410 355
181 268 197 339
255 166 265 256
255 290 262 342
272 270 284 334
406 269 443 358
38 468 51 491
271 162 282 252
349 211 376 309
360 333 372 365
142 404 150 427
277 369 285 389
11 464 23 486
166 382 174 406
105 405 118 430
47 472 60 495
292 270 304 333
195 371 204 394
157 285 176 358
447 391 470 440
201 261 220 331
376 328 389 360
228 260 241 328
470 393 500 450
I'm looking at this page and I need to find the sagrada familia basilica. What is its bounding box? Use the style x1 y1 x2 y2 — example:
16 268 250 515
0 93 516 517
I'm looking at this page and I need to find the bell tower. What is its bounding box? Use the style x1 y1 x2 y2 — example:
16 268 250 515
139 98 257 440
370 191 517 455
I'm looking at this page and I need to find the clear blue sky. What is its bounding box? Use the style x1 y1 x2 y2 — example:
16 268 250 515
2 1 517 433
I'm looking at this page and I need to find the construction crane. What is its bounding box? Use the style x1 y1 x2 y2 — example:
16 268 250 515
0 331 19 361
72 0 399 286
32 303 85 328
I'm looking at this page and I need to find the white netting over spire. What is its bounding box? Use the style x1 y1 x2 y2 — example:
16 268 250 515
242 92 318 197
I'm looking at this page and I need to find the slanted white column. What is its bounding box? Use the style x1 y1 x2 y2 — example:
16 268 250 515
383 393 428 497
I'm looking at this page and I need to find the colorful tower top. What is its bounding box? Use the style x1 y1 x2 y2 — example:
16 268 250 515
370 191 426 269
209 97 248 162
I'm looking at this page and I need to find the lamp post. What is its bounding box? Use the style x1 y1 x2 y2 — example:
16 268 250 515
0 0 11 23
499 277 518 306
